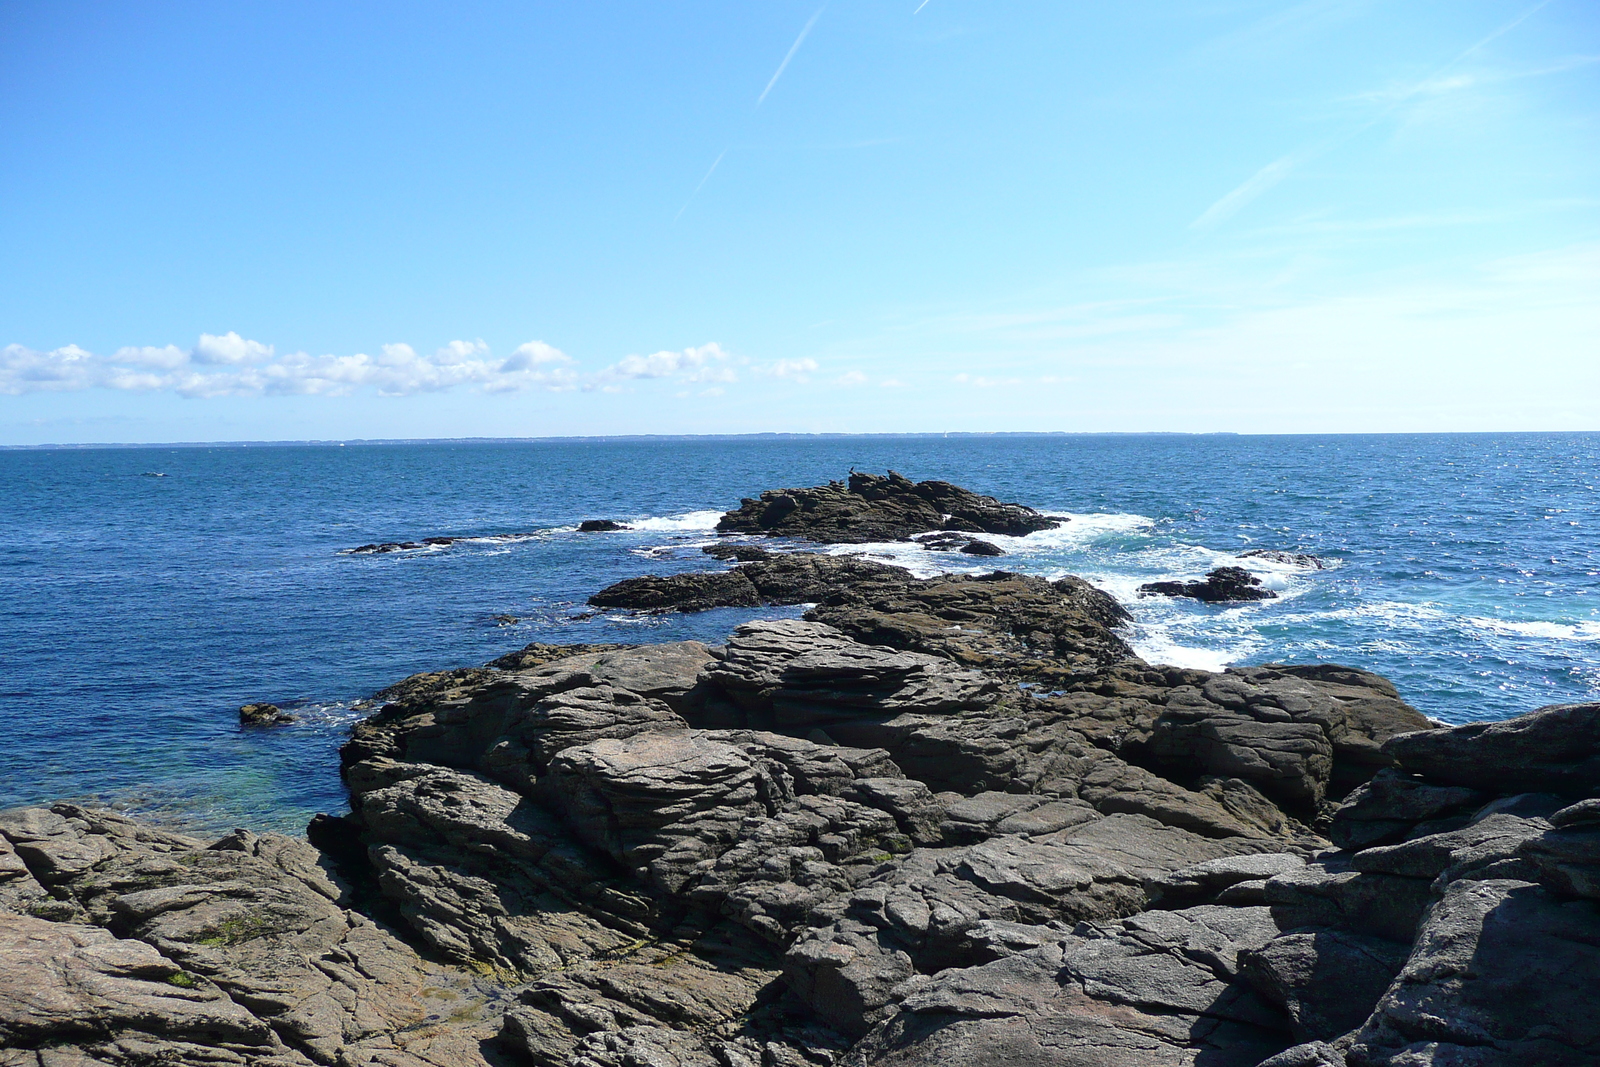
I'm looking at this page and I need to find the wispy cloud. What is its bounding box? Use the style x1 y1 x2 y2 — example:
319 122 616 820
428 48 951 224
1189 0 1561 231
1190 154 1302 230
758 6 825 106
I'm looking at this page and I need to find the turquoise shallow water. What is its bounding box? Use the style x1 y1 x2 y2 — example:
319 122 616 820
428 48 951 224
1 432 1595 833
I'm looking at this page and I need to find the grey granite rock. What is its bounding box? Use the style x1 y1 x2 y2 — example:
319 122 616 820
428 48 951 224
1383 700 1600 796
1347 878 1600 1066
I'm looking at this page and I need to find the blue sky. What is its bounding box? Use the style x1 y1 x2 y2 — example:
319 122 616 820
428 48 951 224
2 0 1595 443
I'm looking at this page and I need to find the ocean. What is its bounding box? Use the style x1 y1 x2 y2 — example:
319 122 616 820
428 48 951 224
2 432 1595 834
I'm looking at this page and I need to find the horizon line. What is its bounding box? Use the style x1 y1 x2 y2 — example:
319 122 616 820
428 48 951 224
3 428 1595 450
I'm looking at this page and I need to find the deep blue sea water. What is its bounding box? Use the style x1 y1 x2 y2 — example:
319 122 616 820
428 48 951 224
2 433 1596 834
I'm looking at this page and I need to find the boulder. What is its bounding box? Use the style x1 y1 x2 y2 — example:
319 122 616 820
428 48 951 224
578 519 629 532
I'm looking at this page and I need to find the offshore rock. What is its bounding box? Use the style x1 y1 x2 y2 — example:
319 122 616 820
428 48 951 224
1140 566 1277 603
239 702 296 726
714 470 1060 543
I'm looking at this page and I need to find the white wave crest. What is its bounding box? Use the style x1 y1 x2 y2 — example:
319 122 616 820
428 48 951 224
628 510 725 532
1466 617 1600 642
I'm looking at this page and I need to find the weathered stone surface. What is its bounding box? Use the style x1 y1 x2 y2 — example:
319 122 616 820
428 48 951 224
0 805 504 1067
1264 855 1435 944
1330 769 1487 850
715 470 1060 543
702 620 999 745
1239 927 1408 1042
1350 810 1553 883
0 914 271 1047
1147 853 1308 908
1383 700 1600 796
843 906 1294 1066
1347 878 1600 1066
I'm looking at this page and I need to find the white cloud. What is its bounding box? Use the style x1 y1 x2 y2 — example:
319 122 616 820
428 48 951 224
834 370 868 386
600 342 736 383
0 334 580 398
501 341 573 372
762 358 819 382
192 331 274 365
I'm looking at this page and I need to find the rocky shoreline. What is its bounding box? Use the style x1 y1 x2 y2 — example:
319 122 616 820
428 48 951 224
3 474 1596 1067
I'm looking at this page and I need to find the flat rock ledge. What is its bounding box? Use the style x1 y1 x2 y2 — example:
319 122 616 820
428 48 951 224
6 494 1596 1067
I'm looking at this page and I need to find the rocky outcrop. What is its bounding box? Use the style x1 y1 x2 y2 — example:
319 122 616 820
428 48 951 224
7 477 1593 1067
1141 566 1278 602
577 520 629 532
714 471 1060 543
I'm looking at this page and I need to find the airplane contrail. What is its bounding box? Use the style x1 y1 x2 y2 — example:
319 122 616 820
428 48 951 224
913 0 932 12
1189 0 1556 230
673 150 728 224
758 6 826 106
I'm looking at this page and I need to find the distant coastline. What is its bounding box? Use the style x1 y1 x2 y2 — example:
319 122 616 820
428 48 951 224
19 428 1600 450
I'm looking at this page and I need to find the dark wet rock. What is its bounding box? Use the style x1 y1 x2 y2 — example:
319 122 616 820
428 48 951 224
1241 549 1328 569
238 703 295 726
1239 927 1408 1042
1383 700 1600 796
577 519 629 532
958 541 1004 557
1140 566 1278 603
715 470 1060 544
588 569 762 612
701 542 770 561
1347 878 1600 1067
348 540 425 553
